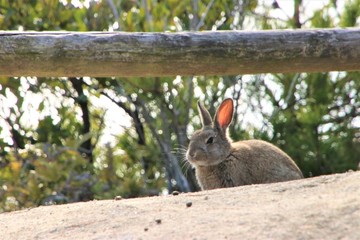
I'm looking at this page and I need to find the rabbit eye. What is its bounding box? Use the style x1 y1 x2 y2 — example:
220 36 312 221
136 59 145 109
206 137 214 144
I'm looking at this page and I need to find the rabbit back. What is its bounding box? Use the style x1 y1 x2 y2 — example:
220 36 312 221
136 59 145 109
195 139 303 190
231 140 303 182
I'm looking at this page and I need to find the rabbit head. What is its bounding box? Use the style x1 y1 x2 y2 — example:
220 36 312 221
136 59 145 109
187 98 234 167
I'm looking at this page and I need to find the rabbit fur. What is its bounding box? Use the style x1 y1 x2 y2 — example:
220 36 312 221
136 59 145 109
186 98 303 190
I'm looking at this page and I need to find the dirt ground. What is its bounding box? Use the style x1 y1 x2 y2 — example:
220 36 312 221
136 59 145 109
1 171 359 240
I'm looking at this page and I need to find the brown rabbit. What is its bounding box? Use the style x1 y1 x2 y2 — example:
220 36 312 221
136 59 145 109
186 98 303 190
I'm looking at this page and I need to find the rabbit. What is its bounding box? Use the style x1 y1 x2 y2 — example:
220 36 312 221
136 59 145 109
186 98 303 190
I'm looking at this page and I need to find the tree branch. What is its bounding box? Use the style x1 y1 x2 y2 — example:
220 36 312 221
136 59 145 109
195 0 215 31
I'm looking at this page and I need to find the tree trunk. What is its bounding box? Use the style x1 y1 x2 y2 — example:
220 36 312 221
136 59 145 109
69 77 93 163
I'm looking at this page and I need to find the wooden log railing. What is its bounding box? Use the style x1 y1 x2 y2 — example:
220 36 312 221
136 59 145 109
0 28 359 77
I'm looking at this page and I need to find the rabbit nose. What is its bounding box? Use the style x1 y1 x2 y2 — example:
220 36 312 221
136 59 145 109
187 149 197 159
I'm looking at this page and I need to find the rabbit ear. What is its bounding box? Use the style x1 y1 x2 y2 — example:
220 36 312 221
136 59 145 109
214 98 234 130
197 101 212 127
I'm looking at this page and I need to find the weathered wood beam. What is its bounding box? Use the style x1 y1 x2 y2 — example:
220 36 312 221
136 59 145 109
0 29 359 77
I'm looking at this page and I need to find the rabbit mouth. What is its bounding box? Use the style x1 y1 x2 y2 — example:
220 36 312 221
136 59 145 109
186 147 225 166
186 154 206 166
187 155 224 167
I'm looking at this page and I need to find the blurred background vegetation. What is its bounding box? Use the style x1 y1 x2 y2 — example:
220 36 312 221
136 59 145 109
0 0 359 212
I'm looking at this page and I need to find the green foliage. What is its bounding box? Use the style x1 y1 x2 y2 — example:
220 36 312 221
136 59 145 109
0 143 91 212
267 73 360 176
0 0 359 212
93 132 164 199
340 0 360 27
311 9 334 28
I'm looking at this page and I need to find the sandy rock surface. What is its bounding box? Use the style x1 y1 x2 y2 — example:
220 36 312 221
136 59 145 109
1 171 359 240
